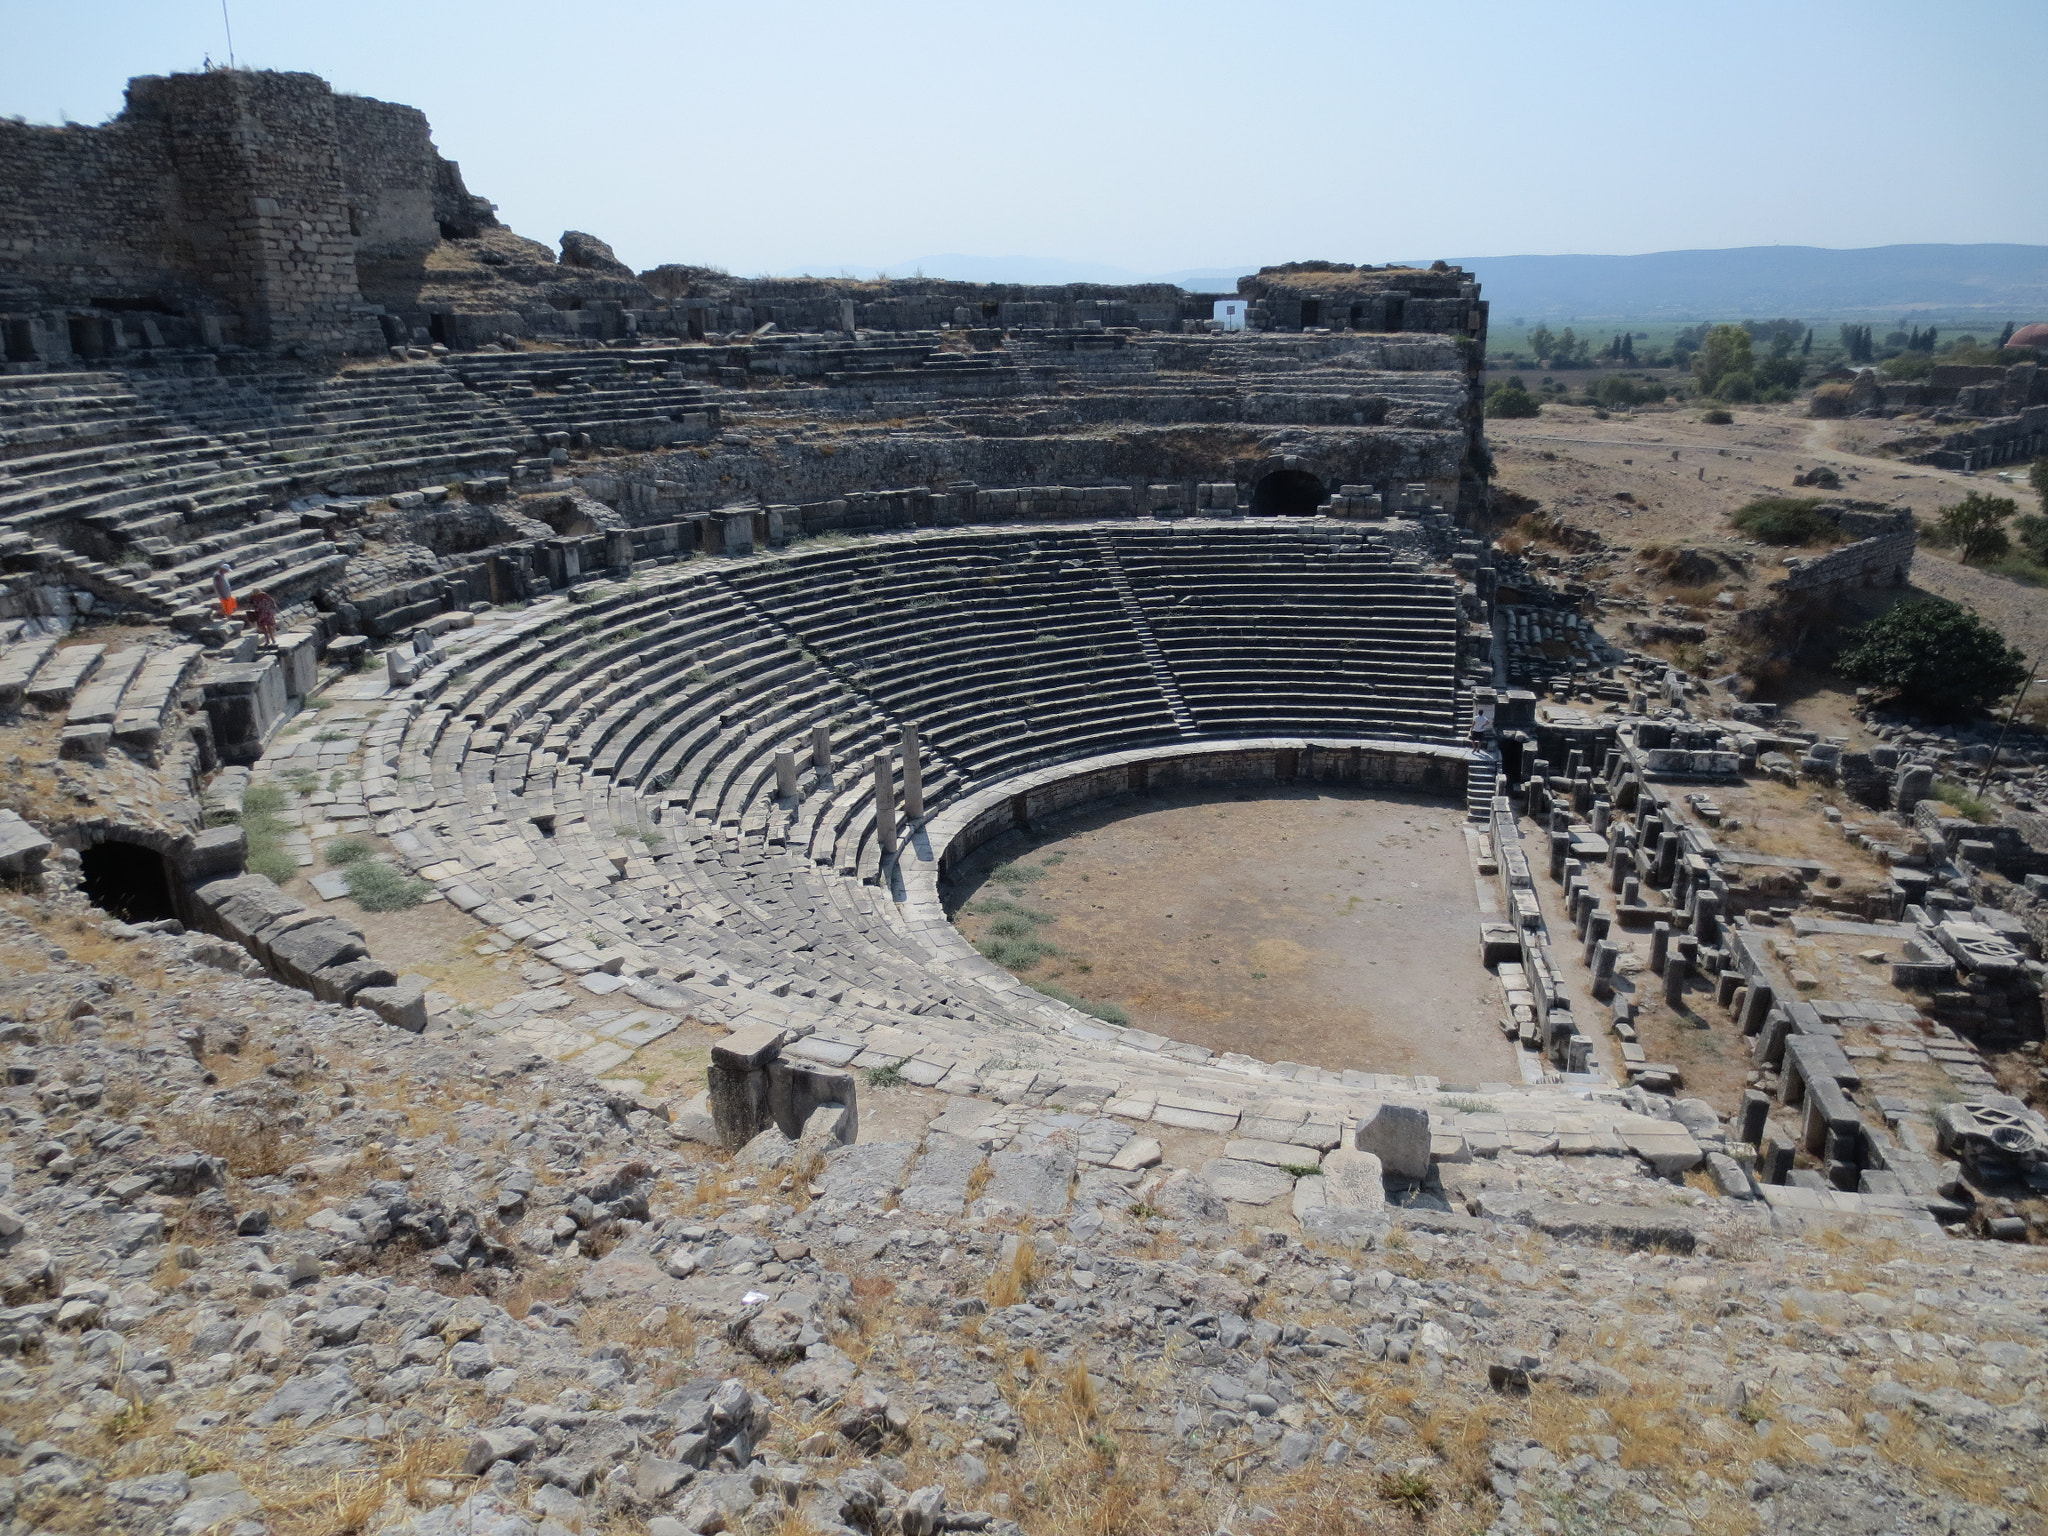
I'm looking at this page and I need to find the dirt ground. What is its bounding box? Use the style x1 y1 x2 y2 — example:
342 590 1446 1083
951 786 1515 1082
1488 401 2048 710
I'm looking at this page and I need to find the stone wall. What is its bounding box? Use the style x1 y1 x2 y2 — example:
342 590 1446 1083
0 70 482 360
932 739 1471 885
1772 506 1915 599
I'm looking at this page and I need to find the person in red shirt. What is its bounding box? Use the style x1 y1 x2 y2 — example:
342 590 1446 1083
246 587 279 647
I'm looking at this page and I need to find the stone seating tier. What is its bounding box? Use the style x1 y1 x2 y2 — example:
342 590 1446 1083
368 522 1469 1066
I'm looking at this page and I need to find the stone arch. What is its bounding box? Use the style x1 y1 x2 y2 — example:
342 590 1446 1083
79 836 178 922
1250 467 1326 517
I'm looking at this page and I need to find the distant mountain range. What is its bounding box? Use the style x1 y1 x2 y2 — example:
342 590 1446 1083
1436 245 2048 323
795 245 2048 322
795 254 1253 289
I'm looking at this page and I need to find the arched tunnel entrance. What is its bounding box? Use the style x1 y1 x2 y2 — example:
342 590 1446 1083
1250 469 1326 516
80 839 178 923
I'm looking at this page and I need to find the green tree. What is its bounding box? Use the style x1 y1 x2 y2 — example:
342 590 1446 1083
1485 376 1541 418
1838 324 1874 364
2016 512 2048 566
1837 599 2030 717
2030 455 2048 512
1801 328 1813 355
1997 321 2016 347
1528 324 1556 362
1924 492 2017 563
1694 325 1755 398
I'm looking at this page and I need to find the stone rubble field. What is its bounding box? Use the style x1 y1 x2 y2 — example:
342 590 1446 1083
1 882 2044 1536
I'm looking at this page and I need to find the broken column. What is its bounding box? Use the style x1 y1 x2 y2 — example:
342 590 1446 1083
1692 889 1720 942
872 753 898 855
900 720 924 822
774 748 798 801
1591 941 1618 999
811 722 834 778
1663 947 1688 1007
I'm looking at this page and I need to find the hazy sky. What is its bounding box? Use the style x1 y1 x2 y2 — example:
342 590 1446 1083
3 0 2042 278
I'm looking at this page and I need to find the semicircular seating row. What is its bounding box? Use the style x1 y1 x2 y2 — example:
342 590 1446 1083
370 519 1466 1105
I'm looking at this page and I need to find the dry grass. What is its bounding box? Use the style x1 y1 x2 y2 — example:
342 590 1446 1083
986 1241 1037 1308
170 1114 305 1178
260 1430 466 1536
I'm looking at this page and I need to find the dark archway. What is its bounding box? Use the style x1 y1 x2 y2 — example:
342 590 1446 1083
80 840 177 923
1250 469 1326 517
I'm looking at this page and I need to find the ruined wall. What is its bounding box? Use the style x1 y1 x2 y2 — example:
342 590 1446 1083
331 93 493 255
1772 506 1915 600
131 71 365 351
0 112 187 311
0 70 485 356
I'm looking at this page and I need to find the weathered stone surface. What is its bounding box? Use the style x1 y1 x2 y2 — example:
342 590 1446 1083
1355 1102 1431 1179
896 1133 986 1218
1198 1157 1297 1206
975 1150 1074 1217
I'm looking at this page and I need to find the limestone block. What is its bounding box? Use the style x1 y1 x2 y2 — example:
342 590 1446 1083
1107 1136 1162 1171
357 974 431 1032
1317 1148 1386 1210
275 631 319 699
709 1024 786 1150
310 958 396 1005
266 920 369 987
1354 1102 1431 1179
1224 1139 1323 1169
0 811 53 883
1198 1158 1296 1206
769 1059 857 1144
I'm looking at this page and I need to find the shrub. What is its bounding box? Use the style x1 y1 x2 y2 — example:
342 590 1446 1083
1701 407 1733 424
343 861 430 912
1837 599 2030 717
975 934 1059 970
1032 981 1129 1026
1923 492 2017 564
324 836 373 865
1484 377 1541 418
1587 374 1666 409
238 785 297 884
241 783 286 816
1809 382 1856 418
1730 497 1841 546
1879 350 1936 380
1931 779 1993 823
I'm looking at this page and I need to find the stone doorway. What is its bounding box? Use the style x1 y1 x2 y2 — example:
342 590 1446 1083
79 838 177 923
1250 469 1325 517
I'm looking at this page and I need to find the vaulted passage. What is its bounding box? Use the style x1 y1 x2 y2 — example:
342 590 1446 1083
80 839 176 922
1250 469 1325 516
